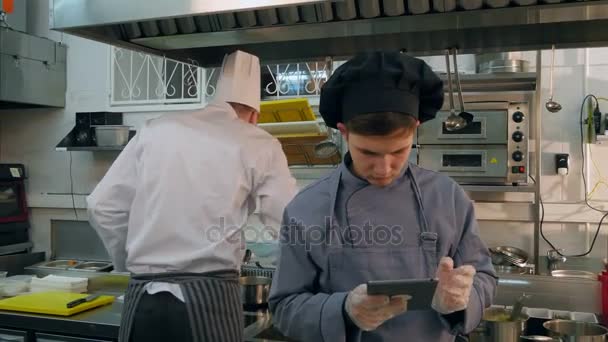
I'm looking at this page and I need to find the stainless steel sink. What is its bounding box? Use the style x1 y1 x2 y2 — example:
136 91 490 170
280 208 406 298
32 260 113 272
67 261 113 272
36 259 83 269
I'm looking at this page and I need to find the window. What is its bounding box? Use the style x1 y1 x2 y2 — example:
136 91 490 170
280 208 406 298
110 47 219 107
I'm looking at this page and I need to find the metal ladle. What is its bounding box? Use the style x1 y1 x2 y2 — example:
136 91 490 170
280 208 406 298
444 49 473 131
452 48 474 126
510 293 531 321
546 45 562 113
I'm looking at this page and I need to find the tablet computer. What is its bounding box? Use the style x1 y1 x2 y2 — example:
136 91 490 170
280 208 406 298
366 278 438 311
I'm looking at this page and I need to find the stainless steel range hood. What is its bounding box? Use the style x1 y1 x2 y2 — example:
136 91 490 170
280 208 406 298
51 0 608 66
0 27 66 109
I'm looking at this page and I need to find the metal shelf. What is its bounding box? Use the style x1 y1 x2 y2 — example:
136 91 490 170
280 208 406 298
0 242 33 256
55 146 125 152
462 184 537 193
439 72 537 92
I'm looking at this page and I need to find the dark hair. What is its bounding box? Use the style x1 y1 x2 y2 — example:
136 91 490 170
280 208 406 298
345 112 417 136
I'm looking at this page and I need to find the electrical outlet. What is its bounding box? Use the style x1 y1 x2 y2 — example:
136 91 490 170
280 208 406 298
555 154 569 176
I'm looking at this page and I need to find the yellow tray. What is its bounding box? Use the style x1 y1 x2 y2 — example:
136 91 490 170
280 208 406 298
0 292 115 316
259 98 316 123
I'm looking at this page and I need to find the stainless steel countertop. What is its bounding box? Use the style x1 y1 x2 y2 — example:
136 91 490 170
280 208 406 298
0 288 290 341
0 300 292 341
0 300 122 339
0 262 600 341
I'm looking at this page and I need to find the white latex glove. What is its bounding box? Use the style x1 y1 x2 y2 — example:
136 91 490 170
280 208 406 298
345 284 410 331
431 257 476 315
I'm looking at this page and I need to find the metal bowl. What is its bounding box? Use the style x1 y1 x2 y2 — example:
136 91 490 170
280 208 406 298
490 246 529 267
543 320 608 341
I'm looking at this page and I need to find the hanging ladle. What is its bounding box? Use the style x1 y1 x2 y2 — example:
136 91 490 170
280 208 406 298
546 45 562 113
444 48 474 131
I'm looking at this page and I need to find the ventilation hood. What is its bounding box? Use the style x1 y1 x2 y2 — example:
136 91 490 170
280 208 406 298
51 0 608 66
0 27 66 109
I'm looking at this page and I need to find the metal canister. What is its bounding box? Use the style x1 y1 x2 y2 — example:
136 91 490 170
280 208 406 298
470 307 529 342
240 276 271 306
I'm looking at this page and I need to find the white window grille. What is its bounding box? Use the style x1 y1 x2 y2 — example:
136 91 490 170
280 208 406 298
262 59 333 99
110 47 219 107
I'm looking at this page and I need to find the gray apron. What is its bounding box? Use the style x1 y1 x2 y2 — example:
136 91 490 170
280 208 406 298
328 167 438 288
118 270 243 342
328 167 454 341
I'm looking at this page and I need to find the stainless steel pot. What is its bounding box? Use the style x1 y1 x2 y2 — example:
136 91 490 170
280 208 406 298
477 52 530 73
240 276 271 306
470 307 529 342
94 125 130 147
543 320 608 342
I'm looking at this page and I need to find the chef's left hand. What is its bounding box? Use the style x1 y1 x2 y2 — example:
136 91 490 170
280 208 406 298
431 257 476 315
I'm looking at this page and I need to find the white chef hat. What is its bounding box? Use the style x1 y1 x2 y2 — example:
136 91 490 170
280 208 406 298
214 50 261 113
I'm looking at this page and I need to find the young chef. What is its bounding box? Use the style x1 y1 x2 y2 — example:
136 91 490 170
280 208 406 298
87 50 297 342
269 51 497 341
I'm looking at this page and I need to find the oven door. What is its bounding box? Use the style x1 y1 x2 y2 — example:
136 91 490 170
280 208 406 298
418 145 508 184
0 182 28 223
418 109 508 145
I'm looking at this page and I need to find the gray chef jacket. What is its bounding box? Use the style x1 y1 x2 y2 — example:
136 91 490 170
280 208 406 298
269 158 497 342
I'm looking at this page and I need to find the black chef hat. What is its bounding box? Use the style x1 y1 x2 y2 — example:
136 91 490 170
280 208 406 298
319 51 444 129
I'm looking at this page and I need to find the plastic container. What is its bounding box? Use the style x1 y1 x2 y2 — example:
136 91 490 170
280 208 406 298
7 275 34 283
0 279 29 297
30 275 89 293
571 312 599 323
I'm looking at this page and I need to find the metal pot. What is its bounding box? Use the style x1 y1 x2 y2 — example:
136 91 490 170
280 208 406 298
477 52 530 73
470 307 529 342
94 125 130 147
240 276 271 306
543 320 608 342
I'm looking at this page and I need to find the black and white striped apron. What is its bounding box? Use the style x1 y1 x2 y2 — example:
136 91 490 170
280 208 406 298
118 270 243 342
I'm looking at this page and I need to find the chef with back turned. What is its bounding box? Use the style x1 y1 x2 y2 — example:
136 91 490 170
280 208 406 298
87 50 297 342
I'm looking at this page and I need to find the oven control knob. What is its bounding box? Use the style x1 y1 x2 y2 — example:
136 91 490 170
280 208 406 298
512 111 525 123
512 151 524 162
512 131 524 142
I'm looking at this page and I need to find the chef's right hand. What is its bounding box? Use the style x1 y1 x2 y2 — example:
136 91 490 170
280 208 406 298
344 284 409 331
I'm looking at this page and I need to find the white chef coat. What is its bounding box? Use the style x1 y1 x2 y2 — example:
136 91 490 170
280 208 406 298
87 101 297 301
